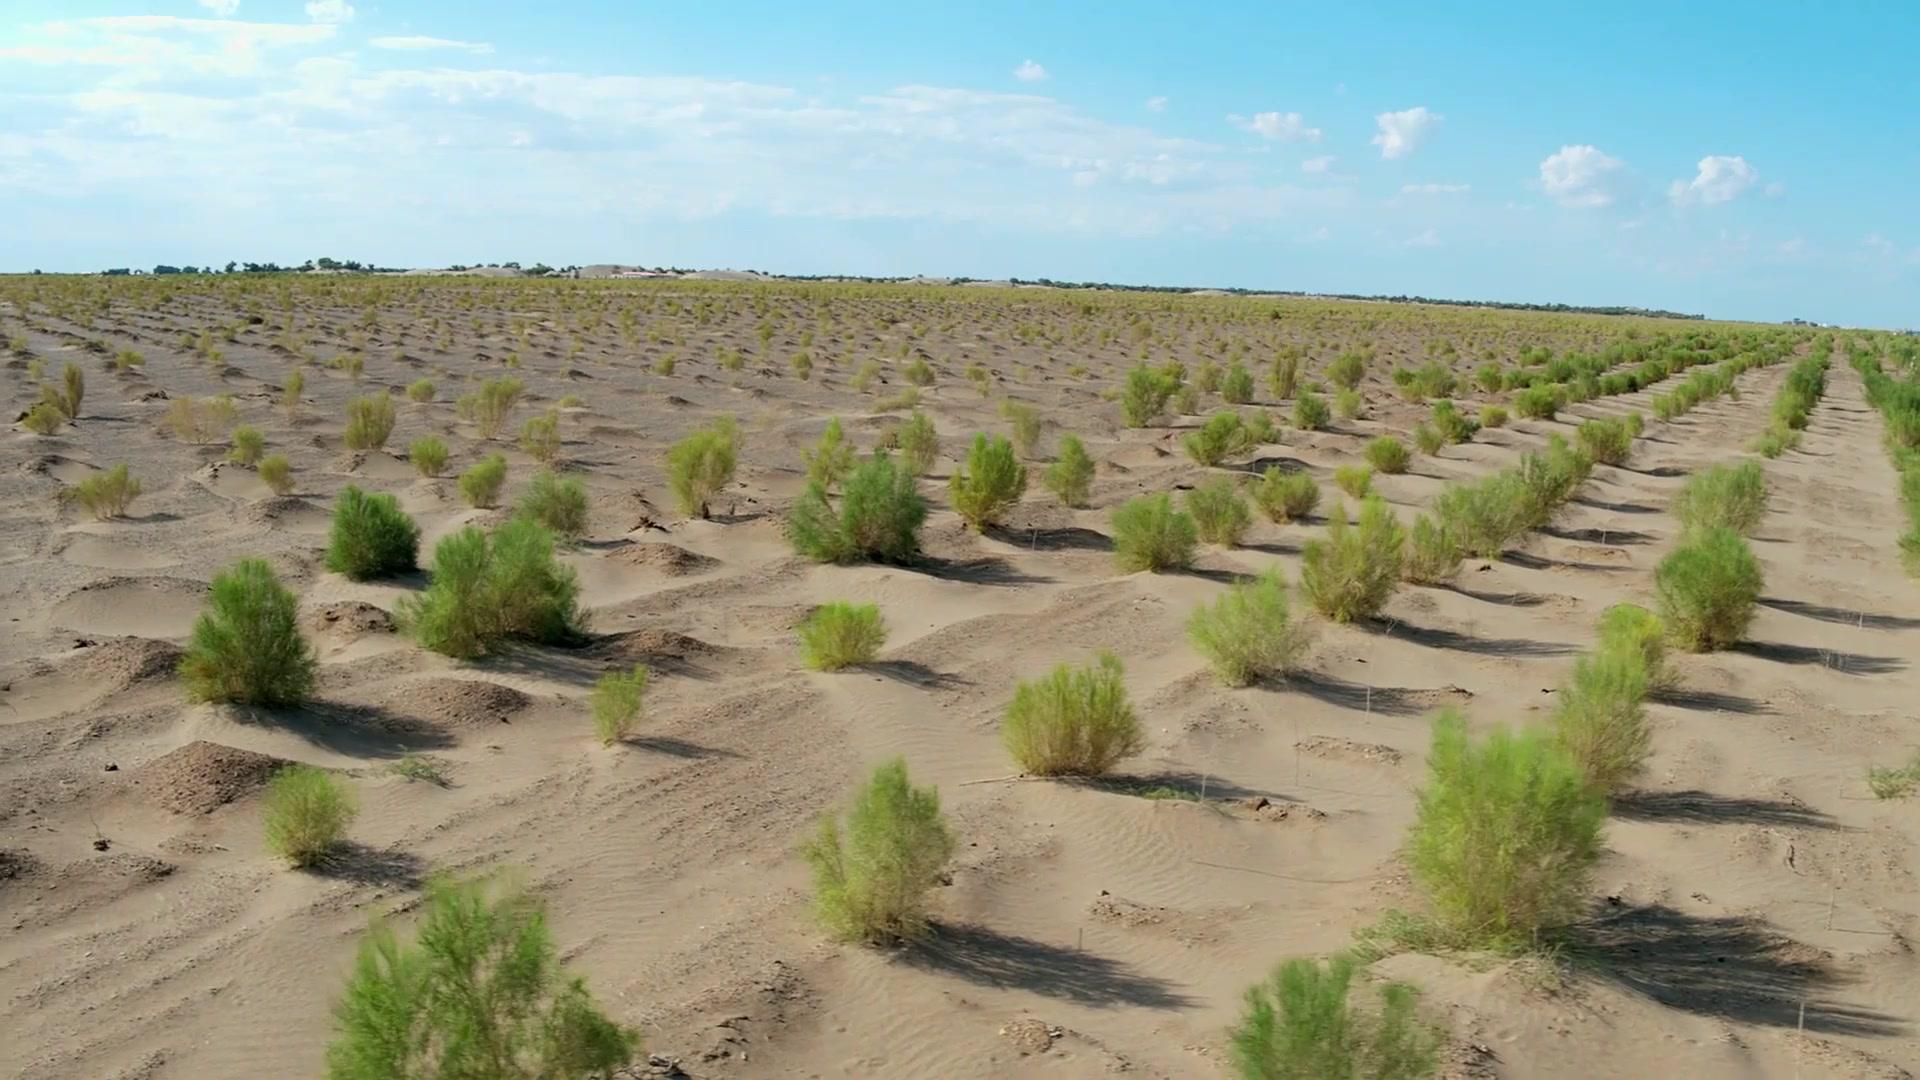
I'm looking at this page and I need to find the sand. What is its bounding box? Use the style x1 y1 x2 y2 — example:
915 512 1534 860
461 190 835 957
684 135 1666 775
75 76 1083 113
2 283 1916 1079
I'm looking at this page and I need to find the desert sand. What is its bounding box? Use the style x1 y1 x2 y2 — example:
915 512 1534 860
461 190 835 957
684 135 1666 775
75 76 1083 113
2 279 1915 1078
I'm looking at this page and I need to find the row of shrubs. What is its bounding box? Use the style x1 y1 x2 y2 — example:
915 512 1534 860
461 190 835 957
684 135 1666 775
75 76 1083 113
1853 346 1920 575
1750 346 1830 457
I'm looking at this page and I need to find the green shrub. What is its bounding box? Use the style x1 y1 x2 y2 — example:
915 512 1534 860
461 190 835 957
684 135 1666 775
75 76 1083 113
591 664 648 745
326 486 420 580
1110 492 1197 572
1867 751 1920 800
1243 410 1278 445
1412 421 1444 456
1366 437 1410 475
47 361 84 420
1230 955 1441 1080
1333 464 1373 500
895 410 939 475
666 417 740 519
1513 435 1591 528
519 409 562 463
1326 352 1366 390
1121 364 1177 427
1044 434 1095 507
1301 497 1403 622
1405 710 1606 952
465 376 524 438
903 357 935 386
343 393 396 451
798 601 887 670
1431 400 1478 444
258 454 294 495
1622 411 1645 438
164 394 237 443
282 370 304 413
405 378 434 403
1293 390 1330 431
1187 477 1251 546
1595 603 1677 692
1479 405 1509 429
949 433 1027 530
263 765 356 867
801 758 955 943
1431 475 1525 559
1184 411 1255 466
516 470 589 542
409 436 448 477
400 520 586 658
326 875 639 1078
1334 388 1364 420
1474 363 1506 394
806 417 856 489
1670 461 1767 535
1188 569 1311 687
1221 363 1255 404
1269 354 1301 399
69 463 142 519
459 453 508 508
1513 384 1561 420
1551 649 1651 792
21 402 63 435
787 451 927 563
999 399 1044 458
229 425 265 465
1576 418 1632 466
1253 467 1319 523
1655 526 1761 651
180 558 316 705
1403 515 1461 585
1002 653 1142 775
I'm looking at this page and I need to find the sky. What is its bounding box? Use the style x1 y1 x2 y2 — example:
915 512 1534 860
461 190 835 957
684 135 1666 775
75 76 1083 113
1 2 1917 327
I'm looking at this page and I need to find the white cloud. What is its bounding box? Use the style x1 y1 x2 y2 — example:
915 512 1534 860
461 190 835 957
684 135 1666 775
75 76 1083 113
1371 106 1438 159
1539 144 1628 208
1013 59 1047 82
304 0 354 24
196 0 240 15
370 36 494 54
1229 111 1320 141
1300 155 1334 174
1405 228 1441 248
1401 182 1468 194
1145 95 1167 113
1668 154 1757 207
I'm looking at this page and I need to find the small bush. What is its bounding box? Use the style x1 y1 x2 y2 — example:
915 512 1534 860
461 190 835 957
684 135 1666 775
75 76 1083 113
787 451 927 563
1269 355 1301 399
1431 400 1478 444
1221 363 1255 404
1292 390 1330 431
164 394 237 444
949 433 1027 530
1513 384 1561 420
999 399 1044 458
895 410 939 475
1110 492 1198 572
1002 653 1142 776
229 425 265 465
258 454 294 495
1655 526 1761 651
519 409 562 463
400 520 586 658
1243 410 1278 445
1230 955 1441 1080
798 602 887 671
406 378 434 403
1121 364 1178 427
591 664 648 745
1866 751 1920 800
1252 467 1318 523
21 402 63 435
1594 603 1676 692
1301 497 1404 622
1326 352 1366 390
1551 649 1651 792
1366 437 1410 475
466 377 524 438
1187 477 1252 546
47 361 84 420
1333 464 1373 499
903 357 935 386
1184 411 1254 466
1576 418 1632 466
1188 569 1311 687
459 453 508 508
1403 514 1461 585
281 370 304 413
1405 710 1606 952
801 758 955 943
69 463 142 519
516 470 589 542
343 393 396 451
326 875 639 1078
1044 434 1095 507
1412 421 1444 456
180 558 316 705
262 765 356 867
409 436 448 477
326 486 420 581
1670 461 1767 536
1479 405 1509 429
664 418 740 519
805 417 856 489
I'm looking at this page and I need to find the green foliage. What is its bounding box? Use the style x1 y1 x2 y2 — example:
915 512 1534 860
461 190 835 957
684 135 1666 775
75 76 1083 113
1187 476 1252 546
949 433 1028 530
1002 653 1142 775
591 664 648 745
326 875 639 1079
465 376 524 438
798 601 887 671
1670 461 1767 535
1333 464 1373 500
801 759 955 943
459 452 508 508
1655 526 1761 652
282 370 304 412
1365 437 1410 475
1188 569 1311 687
1301 497 1404 622
1866 750 1920 800
1402 515 1461 585
343 392 396 451
1430 400 1477 444
1334 388 1364 420
45 361 84 420
1513 384 1561 420
1411 421 1444 456
164 394 237 443
1044 434 1096 507
1269 354 1301 400
1576 418 1632 466
180 558 316 706
1405 710 1606 953
516 470 590 542
1121 364 1178 427
409 436 448 477
1184 411 1255 466
1325 352 1366 390
999 399 1044 458
895 410 940 476
806 418 857 489
1110 492 1198 572
1230 954 1441 1080
519 408 562 463
903 357 935 386
1432 474 1529 558
326 485 420 581
400 520 586 659
665 417 740 519
69 463 142 519
1221 362 1256 404
405 378 434 403
1253 467 1319 523
1552 649 1652 791
1474 363 1506 394
21 402 63 435
259 454 294 495
1594 603 1676 692
1292 390 1330 431
229 425 265 465
787 451 928 563
1478 405 1509 429
263 765 356 868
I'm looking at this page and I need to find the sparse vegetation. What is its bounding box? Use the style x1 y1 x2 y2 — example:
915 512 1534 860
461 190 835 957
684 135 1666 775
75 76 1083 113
459 453 509 508
666 417 740 519
591 664 648 745
1253 467 1319 523
787 450 928 563
1002 652 1142 776
1670 461 1768 536
798 602 887 671
1230 954 1441 1080
1187 476 1252 546
1187 569 1311 687
409 436 449 477
949 433 1027 530
343 393 396 451
263 765 356 868
516 470 590 542
1301 496 1404 622
801 758 955 943
805 417 856 489
326 486 420 581
258 454 294 495
1110 492 1198 572
180 558 316 706
1366 436 1411 475
1044 434 1096 507
68 464 142 519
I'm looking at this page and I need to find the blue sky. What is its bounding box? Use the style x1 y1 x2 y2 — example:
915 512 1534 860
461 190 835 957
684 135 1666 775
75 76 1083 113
2 1 1916 326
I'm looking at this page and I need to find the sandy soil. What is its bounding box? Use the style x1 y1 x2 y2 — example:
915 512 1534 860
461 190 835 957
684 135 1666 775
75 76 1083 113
1 282 1915 1079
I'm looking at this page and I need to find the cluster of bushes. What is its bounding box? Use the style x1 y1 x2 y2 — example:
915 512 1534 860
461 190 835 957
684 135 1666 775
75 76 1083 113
399 520 585 658
1656 462 1767 651
1752 348 1830 457
665 416 740 519
788 450 928 563
1853 348 1920 574
1402 434 1595 586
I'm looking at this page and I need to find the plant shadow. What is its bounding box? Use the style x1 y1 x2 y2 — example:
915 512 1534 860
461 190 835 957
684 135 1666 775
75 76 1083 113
309 841 427 888
1371 617 1577 658
898 922 1195 1009
865 659 970 690
1730 640 1905 676
912 556 1053 587
1610 789 1838 829
1283 671 1437 716
1757 596 1920 631
1648 686 1770 715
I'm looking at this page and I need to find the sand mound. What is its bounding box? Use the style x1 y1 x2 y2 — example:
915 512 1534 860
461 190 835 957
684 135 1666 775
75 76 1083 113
65 636 184 688
590 628 720 664
303 601 395 637
381 678 532 728
0 848 38 886
234 495 328 529
135 741 287 814
1295 736 1404 767
51 577 205 639
614 543 719 576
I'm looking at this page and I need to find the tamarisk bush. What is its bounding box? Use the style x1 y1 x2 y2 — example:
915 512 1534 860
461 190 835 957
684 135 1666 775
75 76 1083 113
1301 497 1404 622
400 520 585 658
180 558 316 706
1230 955 1441 1080
787 451 927 563
1187 569 1312 687
798 602 887 671
1110 492 1197 572
949 433 1027 530
1002 653 1142 775
326 486 420 581
801 759 955 943
1655 526 1762 651
1044 434 1095 507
